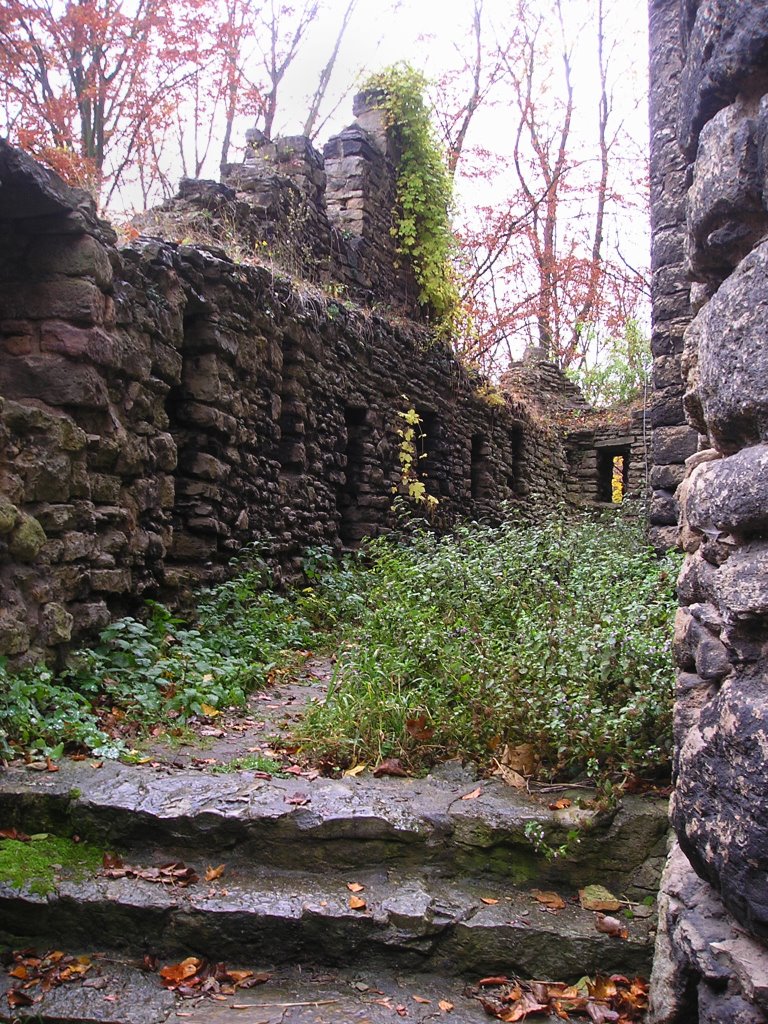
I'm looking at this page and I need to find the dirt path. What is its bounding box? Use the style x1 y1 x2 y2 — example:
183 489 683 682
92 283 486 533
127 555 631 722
139 655 333 774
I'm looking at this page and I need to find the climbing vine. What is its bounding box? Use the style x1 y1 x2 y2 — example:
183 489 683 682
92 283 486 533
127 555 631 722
394 406 439 510
361 64 459 328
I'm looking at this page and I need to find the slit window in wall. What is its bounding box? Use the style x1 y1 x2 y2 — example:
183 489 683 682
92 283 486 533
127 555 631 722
597 444 630 503
338 406 371 546
415 409 443 497
470 433 492 499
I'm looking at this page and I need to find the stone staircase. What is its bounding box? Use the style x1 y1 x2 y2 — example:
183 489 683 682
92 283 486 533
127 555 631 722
0 759 667 1023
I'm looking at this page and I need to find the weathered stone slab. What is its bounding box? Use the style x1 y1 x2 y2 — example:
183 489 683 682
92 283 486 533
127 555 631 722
0 960 174 1024
0 864 655 979
0 760 668 889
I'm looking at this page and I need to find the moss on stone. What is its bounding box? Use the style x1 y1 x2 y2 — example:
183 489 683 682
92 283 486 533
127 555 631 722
9 514 46 561
0 834 103 896
0 499 18 536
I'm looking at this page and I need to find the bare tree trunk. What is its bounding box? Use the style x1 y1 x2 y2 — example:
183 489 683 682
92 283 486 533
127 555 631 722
303 0 357 138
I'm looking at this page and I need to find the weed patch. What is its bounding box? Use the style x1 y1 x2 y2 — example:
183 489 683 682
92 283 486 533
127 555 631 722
0 510 679 791
299 507 680 784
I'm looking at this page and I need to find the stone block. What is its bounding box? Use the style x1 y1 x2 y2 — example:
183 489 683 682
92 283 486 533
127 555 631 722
649 463 686 491
695 634 732 680
673 671 768 940
0 498 19 535
687 102 767 276
40 601 73 645
9 514 46 561
716 541 768 620
694 240 768 452
90 568 131 593
0 278 104 323
26 233 113 288
0 354 109 409
653 425 700 466
0 611 30 656
686 444 768 537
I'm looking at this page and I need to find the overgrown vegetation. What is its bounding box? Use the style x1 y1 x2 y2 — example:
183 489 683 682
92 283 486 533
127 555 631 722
299 508 678 782
0 568 319 761
362 63 459 326
0 511 678 789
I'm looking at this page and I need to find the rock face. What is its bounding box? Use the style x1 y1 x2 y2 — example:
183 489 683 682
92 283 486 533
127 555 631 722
0 98 645 664
648 1 768 1019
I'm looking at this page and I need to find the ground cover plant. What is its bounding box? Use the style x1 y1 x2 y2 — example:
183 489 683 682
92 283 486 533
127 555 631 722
0 508 679 788
299 507 680 783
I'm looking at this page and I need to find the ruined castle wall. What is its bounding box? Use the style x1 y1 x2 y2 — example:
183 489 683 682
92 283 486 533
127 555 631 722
0 141 569 663
646 0 698 552
648 2 768 1020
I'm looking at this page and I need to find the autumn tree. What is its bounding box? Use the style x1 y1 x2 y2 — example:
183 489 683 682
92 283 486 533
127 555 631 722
0 0 208 202
440 0 648 377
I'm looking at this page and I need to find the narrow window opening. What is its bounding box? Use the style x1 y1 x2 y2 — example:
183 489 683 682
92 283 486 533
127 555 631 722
415 408 442 497
338 406 370 546
597 446 630 503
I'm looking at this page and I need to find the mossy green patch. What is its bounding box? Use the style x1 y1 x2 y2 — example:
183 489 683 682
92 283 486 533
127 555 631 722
0 835 103 896
210 753 286 776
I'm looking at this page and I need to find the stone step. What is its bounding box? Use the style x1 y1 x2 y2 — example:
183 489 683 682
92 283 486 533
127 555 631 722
0 959 512 1024
0 760 668 892
0 859 655 980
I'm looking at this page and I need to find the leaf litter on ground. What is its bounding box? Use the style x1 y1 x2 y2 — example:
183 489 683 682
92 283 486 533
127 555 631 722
3 949 94 1009
101 853 199 886
472 973 648 1022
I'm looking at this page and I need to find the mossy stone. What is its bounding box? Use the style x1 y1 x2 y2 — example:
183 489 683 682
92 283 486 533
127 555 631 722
41 602 74 644
0 498 19 535
9 514 47 561
0 834 104 896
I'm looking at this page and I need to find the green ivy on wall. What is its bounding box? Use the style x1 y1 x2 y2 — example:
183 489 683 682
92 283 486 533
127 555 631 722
361 64 459 329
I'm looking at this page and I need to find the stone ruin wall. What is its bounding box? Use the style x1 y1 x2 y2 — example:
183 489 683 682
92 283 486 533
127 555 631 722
0 96 648 666
648 1 768 1021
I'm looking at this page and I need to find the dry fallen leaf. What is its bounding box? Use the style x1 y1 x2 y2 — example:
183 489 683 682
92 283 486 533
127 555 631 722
531 889 566 910
405 715 435 742
373 758 409 778
549 798 572 810
0 828 31 842
492 762 527 789
349 895 367 910
438 999 454 1012
461 786 483 800
579 884 622 912
594 913 629 939
480 897 499 905
205 864 226 882
346 882 365 893
7 990 34 1008
343 764 367 777
160 957 203 986
499 742 537 776
413 995 431 1004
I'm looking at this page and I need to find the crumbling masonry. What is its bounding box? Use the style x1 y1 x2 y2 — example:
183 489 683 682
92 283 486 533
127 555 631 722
0 96 644 664
648 1 768 1020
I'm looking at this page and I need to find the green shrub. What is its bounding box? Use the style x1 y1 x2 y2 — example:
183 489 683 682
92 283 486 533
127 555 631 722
300 507 680 783
0 509 679 791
